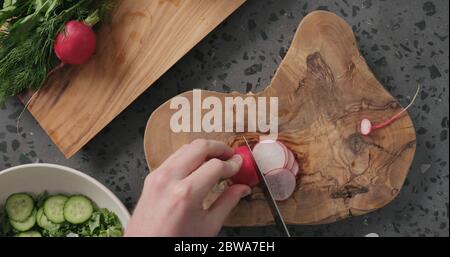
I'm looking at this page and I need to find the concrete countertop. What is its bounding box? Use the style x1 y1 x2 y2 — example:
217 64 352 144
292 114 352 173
0 0 448 236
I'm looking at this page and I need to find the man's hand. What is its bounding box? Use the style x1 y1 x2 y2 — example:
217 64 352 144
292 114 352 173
125 139 251 237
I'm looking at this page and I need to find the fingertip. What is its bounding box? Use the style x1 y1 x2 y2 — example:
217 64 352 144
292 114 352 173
229 183 252 198
223 146 236 159
230 154 243 165
208 140 234 160
226 154 243 176
240 185 252 198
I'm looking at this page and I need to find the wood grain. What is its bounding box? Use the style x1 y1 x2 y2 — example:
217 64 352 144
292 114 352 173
20 0 246 158
144 11 417 226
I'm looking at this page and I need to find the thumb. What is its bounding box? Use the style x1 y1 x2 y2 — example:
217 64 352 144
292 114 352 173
207 184 251 228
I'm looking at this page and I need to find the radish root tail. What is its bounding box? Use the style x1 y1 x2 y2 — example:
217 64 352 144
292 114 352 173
16 63 66 136
372 84 421 131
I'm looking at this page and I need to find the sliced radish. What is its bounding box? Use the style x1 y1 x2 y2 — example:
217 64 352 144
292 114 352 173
360 118 372 136
253 141 287 174
291 161 299 177
285 149 295 170
265 168 296 201
274 141 294 170
276 142 290 168
260 139 277 144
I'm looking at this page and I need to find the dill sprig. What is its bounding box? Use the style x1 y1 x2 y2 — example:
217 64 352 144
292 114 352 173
0 0 115 103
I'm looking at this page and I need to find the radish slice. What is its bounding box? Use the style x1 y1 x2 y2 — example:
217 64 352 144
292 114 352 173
265 168 296 201
285 149 295 170
291 161 299 176
253 141 287 174
260 139 277 144
276 142 290 168
360 118 372 136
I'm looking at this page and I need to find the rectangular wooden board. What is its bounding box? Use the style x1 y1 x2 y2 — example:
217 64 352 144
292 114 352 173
21 0 246 158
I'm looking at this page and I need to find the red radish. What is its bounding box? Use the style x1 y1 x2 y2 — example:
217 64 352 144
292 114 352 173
253 141 287 174
230 146 260 187
265 168 296 201
291 161 299 177
360 85 420 136
54 21 97 65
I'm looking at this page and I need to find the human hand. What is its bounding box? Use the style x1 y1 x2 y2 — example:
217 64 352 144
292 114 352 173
125 139 251 237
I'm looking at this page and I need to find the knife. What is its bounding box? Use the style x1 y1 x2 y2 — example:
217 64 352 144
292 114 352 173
242 136 291 237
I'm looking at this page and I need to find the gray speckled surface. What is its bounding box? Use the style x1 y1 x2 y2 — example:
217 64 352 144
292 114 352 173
0 0 448 237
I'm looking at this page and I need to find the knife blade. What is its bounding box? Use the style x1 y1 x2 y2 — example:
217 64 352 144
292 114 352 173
242 136 291 237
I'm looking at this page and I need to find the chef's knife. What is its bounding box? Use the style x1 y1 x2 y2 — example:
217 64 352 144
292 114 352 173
242 137 291 237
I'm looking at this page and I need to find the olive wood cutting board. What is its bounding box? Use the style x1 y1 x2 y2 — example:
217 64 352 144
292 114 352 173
143 11 416 226
19 0 247 158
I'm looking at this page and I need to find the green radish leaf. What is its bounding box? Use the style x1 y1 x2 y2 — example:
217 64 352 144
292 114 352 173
2 0 15 9
0 5 16 23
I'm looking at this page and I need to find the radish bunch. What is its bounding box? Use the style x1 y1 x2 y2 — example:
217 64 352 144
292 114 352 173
231 140 300 201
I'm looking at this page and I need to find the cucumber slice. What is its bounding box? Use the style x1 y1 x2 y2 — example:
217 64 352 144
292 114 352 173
15 231 42 237
36 207 55 229
5 193 34 222
10 209 36 232
43 195 68 223
63 195 93 224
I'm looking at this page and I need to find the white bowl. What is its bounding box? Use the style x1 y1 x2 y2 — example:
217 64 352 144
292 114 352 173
0 163 130 230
